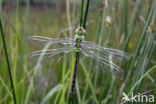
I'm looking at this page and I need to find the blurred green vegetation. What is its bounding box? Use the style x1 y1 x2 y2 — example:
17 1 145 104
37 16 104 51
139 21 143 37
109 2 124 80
0 0 156 104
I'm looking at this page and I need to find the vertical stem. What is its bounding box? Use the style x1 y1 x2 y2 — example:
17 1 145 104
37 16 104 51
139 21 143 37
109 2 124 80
124 0 128 41
0 0 2 17
0 19 17 103
123 1 154 89
66 0 72 38
83 0 90 29
80 0 84 27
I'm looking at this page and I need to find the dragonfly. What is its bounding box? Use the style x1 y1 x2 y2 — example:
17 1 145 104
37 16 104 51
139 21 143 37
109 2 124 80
28 26 129 99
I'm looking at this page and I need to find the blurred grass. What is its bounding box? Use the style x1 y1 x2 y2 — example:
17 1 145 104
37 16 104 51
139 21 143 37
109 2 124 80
0 0 156 104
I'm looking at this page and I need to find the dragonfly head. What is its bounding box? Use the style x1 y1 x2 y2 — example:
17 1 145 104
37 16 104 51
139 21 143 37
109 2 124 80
75 27 86 35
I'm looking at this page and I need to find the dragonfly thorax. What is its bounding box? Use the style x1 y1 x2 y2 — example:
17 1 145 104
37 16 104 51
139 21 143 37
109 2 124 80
74 34 85 41
74 27 86 53
74 35 83 53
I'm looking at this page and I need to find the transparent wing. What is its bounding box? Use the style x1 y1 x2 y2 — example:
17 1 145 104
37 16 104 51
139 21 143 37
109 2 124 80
27 36 75 45
80 46 122 73
81 41 129 61
29 46 74 58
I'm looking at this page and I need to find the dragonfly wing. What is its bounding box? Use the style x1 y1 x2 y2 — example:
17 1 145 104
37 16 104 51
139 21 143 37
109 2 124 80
81 41 129 61
29 46 74 58
80 46 122 73
27 36 75 45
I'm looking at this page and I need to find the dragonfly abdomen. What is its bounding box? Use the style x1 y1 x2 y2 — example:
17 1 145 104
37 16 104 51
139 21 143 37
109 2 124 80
70 53 80 98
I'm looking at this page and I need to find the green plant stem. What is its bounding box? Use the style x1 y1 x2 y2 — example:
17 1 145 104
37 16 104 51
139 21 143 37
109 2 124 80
0 18 17 103
128 65 156 95
124 0 128 40
80 0 84 27
123 0 145 51
124 1 154 89
83 0 90 29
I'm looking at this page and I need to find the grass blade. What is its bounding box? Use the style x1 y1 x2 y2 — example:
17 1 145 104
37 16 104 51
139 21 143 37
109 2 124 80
123 1 155 89
41 84 62 104
0 18 17 103
128 65 156 95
